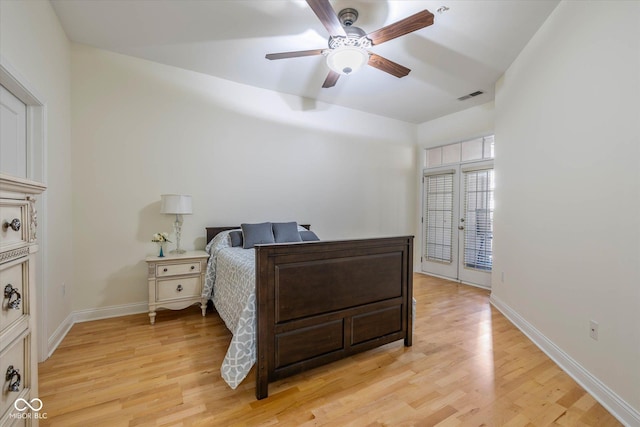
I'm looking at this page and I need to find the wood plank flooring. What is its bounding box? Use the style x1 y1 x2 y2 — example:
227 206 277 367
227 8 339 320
38 274 622 426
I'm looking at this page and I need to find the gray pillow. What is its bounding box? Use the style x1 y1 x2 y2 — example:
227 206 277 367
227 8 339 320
229 230 243 247
299 230 320 241
241 222 275 249
273 222 302 243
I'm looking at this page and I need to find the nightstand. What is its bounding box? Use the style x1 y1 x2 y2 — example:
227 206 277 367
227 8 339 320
145 250 209 325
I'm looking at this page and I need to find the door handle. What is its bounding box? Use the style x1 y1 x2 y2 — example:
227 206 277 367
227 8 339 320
458 226 465 230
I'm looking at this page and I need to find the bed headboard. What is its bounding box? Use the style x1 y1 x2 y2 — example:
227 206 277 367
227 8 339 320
206 224 310 244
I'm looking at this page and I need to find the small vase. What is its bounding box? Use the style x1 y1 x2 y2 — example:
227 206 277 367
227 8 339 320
158 244 165 258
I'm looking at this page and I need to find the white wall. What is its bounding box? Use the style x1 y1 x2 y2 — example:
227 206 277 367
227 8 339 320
0 1 73 356
71 44 417 311
492 0 640 421
416 102 494 150
414 102 495 268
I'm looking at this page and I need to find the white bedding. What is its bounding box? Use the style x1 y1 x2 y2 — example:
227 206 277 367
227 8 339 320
203 231 257 389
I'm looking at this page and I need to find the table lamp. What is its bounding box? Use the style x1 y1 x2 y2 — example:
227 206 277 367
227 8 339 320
160 194 192 254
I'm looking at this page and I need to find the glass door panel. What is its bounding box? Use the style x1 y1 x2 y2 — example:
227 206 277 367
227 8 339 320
458 166 494 286
422 167 459 280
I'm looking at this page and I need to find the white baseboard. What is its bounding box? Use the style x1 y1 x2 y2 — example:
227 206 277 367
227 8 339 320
490 294 639 427
46 312 74 360
416 271 492 291
45 302 148 358
72 302 147 323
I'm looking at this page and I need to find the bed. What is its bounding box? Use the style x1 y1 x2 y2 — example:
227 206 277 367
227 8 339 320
204 223 413 399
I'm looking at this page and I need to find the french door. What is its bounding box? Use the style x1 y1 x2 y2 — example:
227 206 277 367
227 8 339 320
422 161 494 288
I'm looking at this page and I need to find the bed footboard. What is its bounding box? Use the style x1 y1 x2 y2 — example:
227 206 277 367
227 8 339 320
255 236 413 399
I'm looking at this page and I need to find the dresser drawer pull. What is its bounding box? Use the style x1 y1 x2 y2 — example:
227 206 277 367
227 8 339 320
2 218 21 232
163 268 168 272
5 366 21 392
176 284 183 292
191 265 195 270
3 284 21 310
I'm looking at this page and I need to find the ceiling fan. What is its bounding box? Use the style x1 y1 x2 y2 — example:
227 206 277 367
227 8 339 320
265 0 434 88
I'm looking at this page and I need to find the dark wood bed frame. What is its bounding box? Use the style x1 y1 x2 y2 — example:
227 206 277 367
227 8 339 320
206 226 413 399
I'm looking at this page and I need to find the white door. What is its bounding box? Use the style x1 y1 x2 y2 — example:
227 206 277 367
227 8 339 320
457 163 494 287
422 162 494 288
421 166 460 279
0 84 27 177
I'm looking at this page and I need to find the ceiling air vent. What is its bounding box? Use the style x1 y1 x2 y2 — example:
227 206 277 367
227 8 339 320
457 90 484 101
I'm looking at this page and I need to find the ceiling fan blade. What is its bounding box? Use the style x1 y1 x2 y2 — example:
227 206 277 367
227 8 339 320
265 49 325 60
366 9 434 46
306 0 347 37
322 70 340 88
368 53 411 78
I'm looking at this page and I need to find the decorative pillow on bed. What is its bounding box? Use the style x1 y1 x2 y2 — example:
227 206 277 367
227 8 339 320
273 222 303 243
229 230 243 247
241 222 275 249
299 230 320 241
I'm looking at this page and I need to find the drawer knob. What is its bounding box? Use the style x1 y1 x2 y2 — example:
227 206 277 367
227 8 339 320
3 284 21 310
5 365 21 392
2 218 21 232
190 265 195 270
176 284 183 292
163 268 168 272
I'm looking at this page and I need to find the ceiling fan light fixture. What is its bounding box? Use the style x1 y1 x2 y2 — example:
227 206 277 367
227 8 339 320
326 46 369 75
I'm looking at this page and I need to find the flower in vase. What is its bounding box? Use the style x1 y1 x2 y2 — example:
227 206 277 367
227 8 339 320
152 232 171 243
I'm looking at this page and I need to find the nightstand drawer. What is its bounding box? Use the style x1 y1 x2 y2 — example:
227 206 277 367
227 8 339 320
1 260 27 334
156 277 200 301
156 262 200 278
0 202 27 251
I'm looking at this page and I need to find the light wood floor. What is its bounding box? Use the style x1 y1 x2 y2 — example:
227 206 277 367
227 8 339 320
38 274 622 427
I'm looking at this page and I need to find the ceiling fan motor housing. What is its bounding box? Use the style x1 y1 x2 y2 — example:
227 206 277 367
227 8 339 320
338 8 358 26
328 7 369 49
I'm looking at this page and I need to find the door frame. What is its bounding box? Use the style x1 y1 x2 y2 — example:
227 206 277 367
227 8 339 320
421 160 494 289
1 56 49 362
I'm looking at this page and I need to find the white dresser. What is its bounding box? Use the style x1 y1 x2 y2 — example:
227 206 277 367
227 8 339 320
0 174 45 426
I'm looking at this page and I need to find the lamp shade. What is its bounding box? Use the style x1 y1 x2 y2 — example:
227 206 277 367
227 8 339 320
326 46 369 75
160 194 192 215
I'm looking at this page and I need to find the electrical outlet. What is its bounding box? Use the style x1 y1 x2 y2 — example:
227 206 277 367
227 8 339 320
589 320 599 341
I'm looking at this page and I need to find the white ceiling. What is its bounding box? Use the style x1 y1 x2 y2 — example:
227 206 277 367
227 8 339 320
50 0 559 124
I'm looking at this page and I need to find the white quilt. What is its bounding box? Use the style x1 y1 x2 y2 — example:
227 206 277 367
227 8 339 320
204 231 257 389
